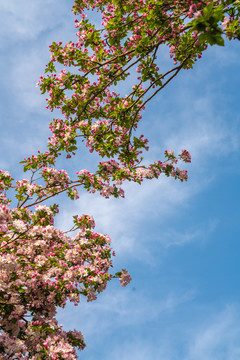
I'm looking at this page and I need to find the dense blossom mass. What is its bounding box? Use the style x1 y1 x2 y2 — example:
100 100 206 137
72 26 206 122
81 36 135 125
1 0 239 358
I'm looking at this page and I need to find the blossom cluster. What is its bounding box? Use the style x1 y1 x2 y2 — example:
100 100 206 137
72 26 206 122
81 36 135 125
0 207 121 358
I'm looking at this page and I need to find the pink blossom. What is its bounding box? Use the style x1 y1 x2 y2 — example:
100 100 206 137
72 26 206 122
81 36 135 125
119 270 132 287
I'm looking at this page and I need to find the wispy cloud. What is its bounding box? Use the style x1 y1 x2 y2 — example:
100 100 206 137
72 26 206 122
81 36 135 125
55 175 198 259
159 220 218 248
185 304 240 360
67 302 240 360
0 1 73 47
57 287 196 336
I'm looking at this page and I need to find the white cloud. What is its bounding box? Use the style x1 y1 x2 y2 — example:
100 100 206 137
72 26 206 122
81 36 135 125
55 174 199 260
0 1 72 47
149 94 239 166
1 2 73 111
10 49 46 110
57 288 240 360
57 287 195 337
64 302 240 360
185 304 240 360
108 303 240 360
159 220 218 248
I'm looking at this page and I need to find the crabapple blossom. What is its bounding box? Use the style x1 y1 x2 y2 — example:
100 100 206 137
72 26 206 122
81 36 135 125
1 0 240 358
119 270 132 287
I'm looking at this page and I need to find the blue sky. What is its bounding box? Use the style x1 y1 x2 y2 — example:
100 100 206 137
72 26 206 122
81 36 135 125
1 1 240 359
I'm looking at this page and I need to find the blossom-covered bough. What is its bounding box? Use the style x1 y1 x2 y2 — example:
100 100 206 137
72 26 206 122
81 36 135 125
1 0 239 358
